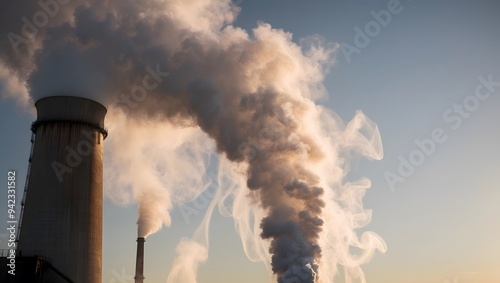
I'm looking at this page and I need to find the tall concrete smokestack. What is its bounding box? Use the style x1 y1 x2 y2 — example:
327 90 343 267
134 237 146 283
17 96 107 282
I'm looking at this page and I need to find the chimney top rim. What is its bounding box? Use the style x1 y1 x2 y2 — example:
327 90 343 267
35 95 107 112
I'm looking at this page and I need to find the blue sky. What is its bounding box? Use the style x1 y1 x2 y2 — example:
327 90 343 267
1 1 499 282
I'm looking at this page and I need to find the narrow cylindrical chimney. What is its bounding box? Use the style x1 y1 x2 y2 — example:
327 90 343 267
134 237 145 283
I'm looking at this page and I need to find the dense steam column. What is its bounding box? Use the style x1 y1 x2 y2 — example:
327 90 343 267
134 237 145 283
18 96 107 283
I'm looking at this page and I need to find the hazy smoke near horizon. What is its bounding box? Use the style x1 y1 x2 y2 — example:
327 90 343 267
0 0 386 282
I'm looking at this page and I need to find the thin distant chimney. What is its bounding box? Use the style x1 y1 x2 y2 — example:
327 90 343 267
134 237 145 283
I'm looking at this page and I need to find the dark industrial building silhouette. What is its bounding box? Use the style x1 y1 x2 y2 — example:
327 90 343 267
1 96 107 283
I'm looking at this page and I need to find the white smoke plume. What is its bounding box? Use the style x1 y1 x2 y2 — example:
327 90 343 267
104 110 216 238
0 0 386 282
